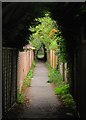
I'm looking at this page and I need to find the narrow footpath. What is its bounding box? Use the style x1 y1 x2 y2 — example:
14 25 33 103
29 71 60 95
4 61 78 119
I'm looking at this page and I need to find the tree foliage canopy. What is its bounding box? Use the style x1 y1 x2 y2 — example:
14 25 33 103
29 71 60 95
28 12 61 51
28 12 67 62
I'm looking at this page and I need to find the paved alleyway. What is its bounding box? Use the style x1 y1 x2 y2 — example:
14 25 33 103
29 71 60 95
4 61 78 119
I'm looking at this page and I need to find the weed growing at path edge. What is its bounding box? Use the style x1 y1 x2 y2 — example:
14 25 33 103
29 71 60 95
46 62 76 109
24 70 33 87
17 92 25 104
17 61 36 104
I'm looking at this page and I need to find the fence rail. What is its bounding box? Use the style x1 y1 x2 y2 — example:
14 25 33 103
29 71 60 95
2 47 17 115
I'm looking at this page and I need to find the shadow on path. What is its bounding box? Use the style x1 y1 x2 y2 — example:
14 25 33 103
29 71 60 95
3 61 79 119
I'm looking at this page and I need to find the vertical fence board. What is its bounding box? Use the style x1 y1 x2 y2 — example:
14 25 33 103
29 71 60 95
47 49 68 82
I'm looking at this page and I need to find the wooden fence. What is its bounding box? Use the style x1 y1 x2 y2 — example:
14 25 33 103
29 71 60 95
59 62 68 82
2 47 17 115
17 45 34 92
47 49 68 82
47 50 57 69
2 45 34 116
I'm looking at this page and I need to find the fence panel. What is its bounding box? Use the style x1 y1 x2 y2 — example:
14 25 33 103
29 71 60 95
47 49 68 82
17 49 34 92
2 47 17 115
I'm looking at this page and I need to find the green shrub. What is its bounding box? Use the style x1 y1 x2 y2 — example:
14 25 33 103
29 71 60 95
54 83 69 95
48 69 57 83
46 62 62 84
48 68 62 84
17 92 25 104
61 94 76 109
54 84 76 109
55 70 63 84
